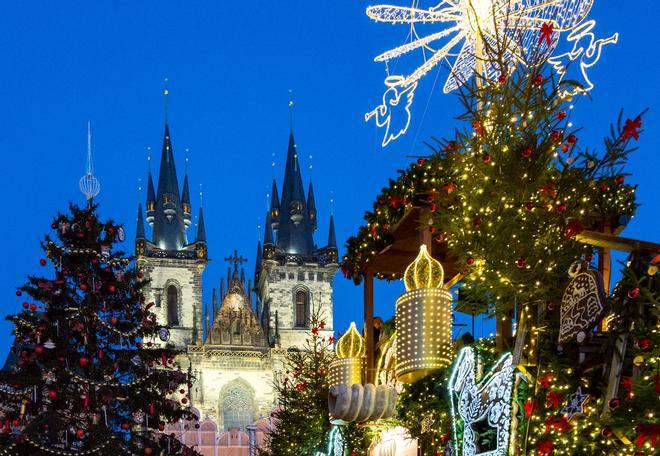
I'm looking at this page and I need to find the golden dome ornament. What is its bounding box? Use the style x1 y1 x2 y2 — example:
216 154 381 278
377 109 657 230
328 322 365 388
396 245 453 383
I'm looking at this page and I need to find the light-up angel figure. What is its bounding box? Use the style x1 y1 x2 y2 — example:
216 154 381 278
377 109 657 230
548 20 618 97
366 0 611 146
365 76 418 147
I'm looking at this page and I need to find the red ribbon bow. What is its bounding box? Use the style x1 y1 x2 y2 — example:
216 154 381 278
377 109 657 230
539 22 554 45
622 116 642 141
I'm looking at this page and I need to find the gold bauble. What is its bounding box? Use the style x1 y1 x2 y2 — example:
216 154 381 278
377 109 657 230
404 245 444 291
633 355 644 367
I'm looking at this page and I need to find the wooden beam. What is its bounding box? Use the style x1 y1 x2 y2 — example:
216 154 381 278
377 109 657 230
364 269 375 384
576 231 660 253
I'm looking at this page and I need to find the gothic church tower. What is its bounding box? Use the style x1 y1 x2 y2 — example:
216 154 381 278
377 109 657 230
136 122 207 347
255 132 338 348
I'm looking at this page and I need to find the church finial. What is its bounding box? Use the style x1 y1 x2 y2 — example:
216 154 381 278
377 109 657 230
163 78 169 123
288 89 294 133
79 121 100 205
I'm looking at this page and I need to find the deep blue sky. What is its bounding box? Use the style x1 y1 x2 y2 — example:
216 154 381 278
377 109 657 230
1 1 658 359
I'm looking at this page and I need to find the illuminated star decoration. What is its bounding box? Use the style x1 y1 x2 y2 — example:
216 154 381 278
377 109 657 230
561 386 589 421
365 0 609 146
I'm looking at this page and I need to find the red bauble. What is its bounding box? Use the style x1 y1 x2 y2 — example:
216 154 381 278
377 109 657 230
627 287 641 299
566 134 577 144
30 304 37 312
79 357 89 367
181 398 188 404
534 74 544 85
110 317 118 325
524 201 535 211
12 419 20 427
550 130 563 142
616 175 625 184
39 259 47 266
76 429 85 438
107 226 115 235
436 231 445 242
547 302 557 311
48 390 57 400
417 158 426 166
557 110 567 120
473 218 482 227
121 422 130 430
22 302 29 309
482 154 491 164
34 345 44 355
107 284 117 294
635 338 650 350
608 398 620 409
516 258 526 268
601 427 613 437
521 147 533 158
79 283 88 291
15 291 22 297
466 257 475 266
51 222 57 229
557 204 567 213
498 73 507 84
561 144 570 153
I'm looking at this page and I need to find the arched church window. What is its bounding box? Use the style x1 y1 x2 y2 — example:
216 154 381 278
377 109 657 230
167 285 179 326
295 290 308 327
222 383 255 431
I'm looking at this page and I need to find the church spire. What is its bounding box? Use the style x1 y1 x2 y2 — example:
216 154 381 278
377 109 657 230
263 211 274 246
327 214 337 249
146 168 156 225
181 172 191 228
196 207 206 243
307 181 317 232
276 132 314 254
136 203 146 240
270 179 280 231
151 122 187 251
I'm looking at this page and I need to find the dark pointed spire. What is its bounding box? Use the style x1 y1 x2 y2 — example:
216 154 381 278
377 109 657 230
136 203 146 240
212 288 218 321
152 123 187 251
196 207 206 243
254 240 262 281
270 179 280 231
182 173 191 228
146 170 156 225
264 211 274 245
327 214 337 249
276 132 314 254
307 181 317 231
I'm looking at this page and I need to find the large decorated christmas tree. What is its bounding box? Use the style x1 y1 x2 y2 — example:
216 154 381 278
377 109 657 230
0 203 198 455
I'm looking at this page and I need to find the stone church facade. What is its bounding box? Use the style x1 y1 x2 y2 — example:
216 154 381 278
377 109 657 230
135 121 338 433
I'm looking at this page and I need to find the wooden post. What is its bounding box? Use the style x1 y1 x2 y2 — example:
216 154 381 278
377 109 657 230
496 309 513 352
599 224 612 331
419 209 433 254
364 269 375 384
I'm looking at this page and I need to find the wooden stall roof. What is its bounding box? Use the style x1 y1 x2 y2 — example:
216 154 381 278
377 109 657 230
365 206 460 280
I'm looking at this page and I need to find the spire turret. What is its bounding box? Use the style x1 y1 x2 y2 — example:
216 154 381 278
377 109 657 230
327 214 337 249
136 203 146 240
270 179 280 231
146 170 156 225
307 182 317 232
182 173 192 227
196 207 206 243
263 211 274 246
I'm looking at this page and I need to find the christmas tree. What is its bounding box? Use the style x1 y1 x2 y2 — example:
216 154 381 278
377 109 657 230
262 314 369 455
0 203 198 455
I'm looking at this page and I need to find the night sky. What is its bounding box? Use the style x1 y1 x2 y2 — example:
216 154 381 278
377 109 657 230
1 1 658 360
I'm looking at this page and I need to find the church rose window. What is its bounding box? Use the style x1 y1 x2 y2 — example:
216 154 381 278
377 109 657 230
295 290 308 327
167 285 179 326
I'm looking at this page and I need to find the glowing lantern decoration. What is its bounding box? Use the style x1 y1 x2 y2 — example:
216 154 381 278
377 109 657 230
329 322 365 388
396 245 453 383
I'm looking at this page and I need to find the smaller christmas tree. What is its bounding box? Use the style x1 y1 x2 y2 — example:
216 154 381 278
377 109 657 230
0 203 198 455
262 313 369 455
